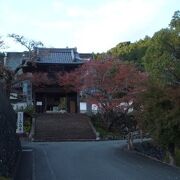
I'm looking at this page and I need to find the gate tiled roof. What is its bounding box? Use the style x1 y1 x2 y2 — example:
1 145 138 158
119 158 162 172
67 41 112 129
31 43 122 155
36 48 83 64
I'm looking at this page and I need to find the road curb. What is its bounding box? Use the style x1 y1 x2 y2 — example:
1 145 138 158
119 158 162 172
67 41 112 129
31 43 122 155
32 139 98 142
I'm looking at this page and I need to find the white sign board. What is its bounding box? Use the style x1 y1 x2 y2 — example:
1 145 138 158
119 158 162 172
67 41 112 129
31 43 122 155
16 112 24 134
80 102 87 110
36 101 42 106
92 104 98 110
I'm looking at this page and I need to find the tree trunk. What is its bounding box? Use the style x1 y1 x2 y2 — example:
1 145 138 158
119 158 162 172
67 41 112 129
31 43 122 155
108 117 114 131
167 143 176 166
127 132 134 150
103 111 114 131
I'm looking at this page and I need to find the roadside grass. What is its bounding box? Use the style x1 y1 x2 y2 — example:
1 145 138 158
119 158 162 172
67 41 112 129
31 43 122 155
95 126 124 139
134 141 180 167
90 114 125 140
0 177 10 180
24 117 32 134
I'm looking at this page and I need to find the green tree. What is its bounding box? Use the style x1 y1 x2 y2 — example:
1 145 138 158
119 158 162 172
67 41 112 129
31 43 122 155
107 36 151 68
139 11 180 165
143 28 180 85
170 10 180 31
138 82 180 165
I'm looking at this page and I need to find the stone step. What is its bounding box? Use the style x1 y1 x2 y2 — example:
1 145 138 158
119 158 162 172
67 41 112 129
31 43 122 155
34 113 96 141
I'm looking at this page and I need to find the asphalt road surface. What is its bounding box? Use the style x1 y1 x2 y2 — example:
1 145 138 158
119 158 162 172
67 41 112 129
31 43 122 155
18 140 180 180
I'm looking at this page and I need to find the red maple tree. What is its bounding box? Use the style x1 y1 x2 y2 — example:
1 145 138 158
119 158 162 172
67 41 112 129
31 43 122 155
17 72 52 87
58 60 147 112
58 60 147 148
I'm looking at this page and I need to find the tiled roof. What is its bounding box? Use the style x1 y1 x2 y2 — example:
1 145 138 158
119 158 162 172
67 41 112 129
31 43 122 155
36 48 83 64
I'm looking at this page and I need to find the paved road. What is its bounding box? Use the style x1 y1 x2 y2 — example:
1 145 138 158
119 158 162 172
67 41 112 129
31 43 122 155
20 141 180 180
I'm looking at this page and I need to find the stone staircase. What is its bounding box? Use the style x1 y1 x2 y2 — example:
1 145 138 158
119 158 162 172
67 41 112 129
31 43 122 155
34 113 96 141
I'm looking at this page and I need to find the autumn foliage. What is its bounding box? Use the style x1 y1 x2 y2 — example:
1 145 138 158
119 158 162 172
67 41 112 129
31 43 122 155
57 60 147 149
17 72 51 87
57 60 147 113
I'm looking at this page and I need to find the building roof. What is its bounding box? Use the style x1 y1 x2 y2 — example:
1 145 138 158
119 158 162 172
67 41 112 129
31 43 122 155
5 52 24 70
79 53 93 59
36 48 83 64
4 48 92 71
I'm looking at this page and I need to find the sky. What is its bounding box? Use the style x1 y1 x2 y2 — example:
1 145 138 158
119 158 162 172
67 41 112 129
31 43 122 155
0 0 179 53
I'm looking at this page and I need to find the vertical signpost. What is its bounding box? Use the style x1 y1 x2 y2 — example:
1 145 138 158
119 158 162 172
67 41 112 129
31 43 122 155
16 112 24 134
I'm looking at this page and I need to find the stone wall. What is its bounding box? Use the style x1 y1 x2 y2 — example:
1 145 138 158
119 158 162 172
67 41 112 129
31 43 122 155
0 85 21 177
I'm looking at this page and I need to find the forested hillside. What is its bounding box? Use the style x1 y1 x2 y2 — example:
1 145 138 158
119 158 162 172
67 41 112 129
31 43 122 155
97 10 180 75
95 11 180 165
